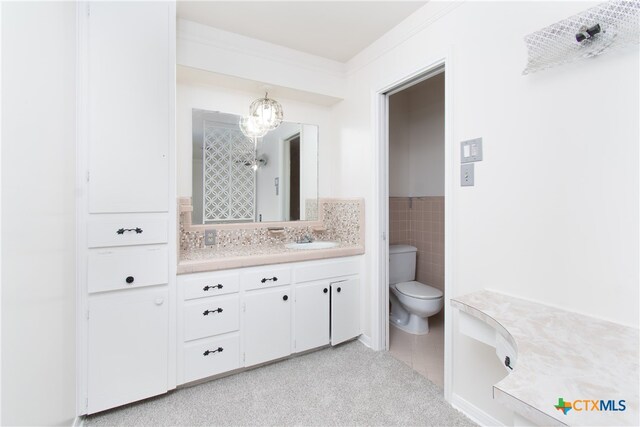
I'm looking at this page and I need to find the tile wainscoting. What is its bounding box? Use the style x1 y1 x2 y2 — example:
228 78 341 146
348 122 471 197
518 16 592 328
389 196 444 291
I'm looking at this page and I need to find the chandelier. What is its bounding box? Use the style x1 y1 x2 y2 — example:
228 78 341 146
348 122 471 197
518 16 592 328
239 114 268 139
249 92 283 131
238 91 284 170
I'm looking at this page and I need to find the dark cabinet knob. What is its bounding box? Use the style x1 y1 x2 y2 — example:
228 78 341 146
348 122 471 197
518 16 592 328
323 288 328 293
126 276 134 284
283 295 288 301
337 287 342 293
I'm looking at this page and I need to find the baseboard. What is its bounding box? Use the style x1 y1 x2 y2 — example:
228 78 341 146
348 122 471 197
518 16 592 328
357 333 372 348
72 415 85 427
451 393 505 427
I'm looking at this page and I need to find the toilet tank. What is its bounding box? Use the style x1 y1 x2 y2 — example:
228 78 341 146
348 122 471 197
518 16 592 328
389 245 417 285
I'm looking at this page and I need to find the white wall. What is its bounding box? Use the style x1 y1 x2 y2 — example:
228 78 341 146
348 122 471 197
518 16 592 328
389 73 445 197
177 19 346 101
328 1 638 423
257 124 290 222
1 2 77 425
177 80 333 202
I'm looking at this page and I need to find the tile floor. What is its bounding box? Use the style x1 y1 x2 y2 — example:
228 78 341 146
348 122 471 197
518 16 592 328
388 310 445 388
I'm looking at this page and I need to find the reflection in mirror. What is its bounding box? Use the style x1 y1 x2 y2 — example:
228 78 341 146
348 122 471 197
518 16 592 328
192 109 318 224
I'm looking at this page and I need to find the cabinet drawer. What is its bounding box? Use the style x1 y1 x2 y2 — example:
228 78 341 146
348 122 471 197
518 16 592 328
88 245 168 293
180 272 239 300
293 258 360 284
88 215 168 248
183 335 240 383
241 267 291 291
184 295 240 341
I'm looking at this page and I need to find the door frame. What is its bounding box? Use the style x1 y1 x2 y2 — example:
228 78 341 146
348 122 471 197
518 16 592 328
371 51 454 402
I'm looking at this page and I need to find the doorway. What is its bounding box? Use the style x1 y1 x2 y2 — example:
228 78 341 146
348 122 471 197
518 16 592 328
288 135 301 221
283 133 301 221
373 59 453 398
387 71 445 388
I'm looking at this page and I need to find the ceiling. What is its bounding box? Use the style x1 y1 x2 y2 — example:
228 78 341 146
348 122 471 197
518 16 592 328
176 1 427 63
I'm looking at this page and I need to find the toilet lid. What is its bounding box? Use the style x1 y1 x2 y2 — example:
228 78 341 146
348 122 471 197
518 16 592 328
395 281 443 300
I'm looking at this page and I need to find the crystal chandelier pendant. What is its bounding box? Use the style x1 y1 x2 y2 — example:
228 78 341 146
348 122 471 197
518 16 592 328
239 114 268 138
249 92 283 130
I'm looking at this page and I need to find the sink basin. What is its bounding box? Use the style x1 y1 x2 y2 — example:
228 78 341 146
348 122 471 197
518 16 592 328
285 241 339 250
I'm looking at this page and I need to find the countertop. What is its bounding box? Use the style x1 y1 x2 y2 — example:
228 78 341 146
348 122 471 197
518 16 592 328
451 290 639 426
178 242 364 274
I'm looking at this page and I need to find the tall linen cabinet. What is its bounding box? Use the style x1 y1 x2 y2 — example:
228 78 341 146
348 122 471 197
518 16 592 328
76 2 176 415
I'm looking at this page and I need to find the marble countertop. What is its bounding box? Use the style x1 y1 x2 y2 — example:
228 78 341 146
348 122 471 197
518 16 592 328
178 242 364 274
451 290 639 426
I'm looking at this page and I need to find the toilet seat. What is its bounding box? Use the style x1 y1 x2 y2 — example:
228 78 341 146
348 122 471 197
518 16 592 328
395 281 442 300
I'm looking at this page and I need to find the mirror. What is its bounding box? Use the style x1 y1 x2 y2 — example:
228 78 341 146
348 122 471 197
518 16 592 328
191 109 319 224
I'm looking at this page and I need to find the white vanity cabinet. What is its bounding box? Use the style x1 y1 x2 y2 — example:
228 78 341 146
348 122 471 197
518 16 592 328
177 257 362 386
177 270 242 384
330 278 361 345
243 287 293 366
87 288 169 414
86 1 171 214
78 0 176 416
294 281 330 352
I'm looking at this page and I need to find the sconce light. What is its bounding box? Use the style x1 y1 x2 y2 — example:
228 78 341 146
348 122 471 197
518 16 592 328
246 155 268 171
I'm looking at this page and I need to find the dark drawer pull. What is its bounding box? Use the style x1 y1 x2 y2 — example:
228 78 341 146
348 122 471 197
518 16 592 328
116 227 143 235
125 276 134 284
337 287 342 293
282 295 289 301
323 288 328 293
203 347 223 356
203 308 223 316
261 276 278 283
203 284 223 291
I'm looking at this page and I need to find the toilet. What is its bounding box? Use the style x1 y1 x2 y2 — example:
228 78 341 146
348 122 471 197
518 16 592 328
389 245 443 335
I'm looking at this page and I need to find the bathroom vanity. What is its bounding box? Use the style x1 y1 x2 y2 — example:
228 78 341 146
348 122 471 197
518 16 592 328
177 256 362 385
176 197 366 386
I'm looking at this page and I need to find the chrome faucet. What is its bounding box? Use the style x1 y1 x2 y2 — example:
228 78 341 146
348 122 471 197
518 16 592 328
297 234 314 244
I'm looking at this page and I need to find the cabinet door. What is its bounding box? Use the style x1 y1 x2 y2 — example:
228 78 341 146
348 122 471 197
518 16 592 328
87 288 168 414
243 288 291 367
294 282 330 352
87 2 170 213
331 278 360 345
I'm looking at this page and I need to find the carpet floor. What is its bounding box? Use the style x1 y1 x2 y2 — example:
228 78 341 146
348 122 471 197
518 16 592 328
85 340 475 426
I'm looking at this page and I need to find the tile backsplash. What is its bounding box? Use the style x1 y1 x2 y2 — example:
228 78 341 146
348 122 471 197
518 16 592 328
179 198 364 257
389 197 444 291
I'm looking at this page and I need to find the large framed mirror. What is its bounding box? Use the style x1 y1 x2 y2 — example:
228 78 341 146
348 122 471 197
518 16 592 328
191 109 319 224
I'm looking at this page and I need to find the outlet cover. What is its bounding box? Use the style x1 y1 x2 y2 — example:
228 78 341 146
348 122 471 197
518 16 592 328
461 163 474 186
204 229 216 246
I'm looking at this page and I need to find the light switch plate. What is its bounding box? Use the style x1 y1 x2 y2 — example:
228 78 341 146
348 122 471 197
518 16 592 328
461 163 474 186
204 229 216 246
461 138 483 163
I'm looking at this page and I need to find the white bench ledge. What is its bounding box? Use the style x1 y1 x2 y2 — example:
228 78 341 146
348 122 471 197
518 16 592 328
451 290 639 427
